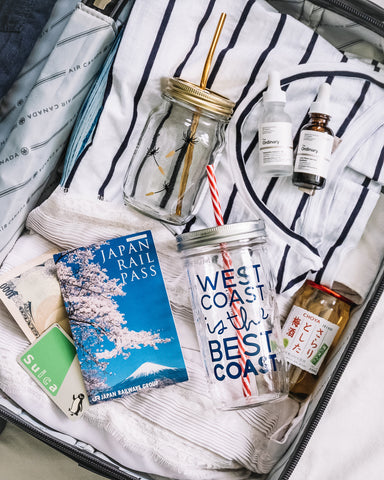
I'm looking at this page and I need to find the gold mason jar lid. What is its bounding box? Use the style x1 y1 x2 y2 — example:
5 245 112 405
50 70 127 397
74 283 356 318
164 77 235 119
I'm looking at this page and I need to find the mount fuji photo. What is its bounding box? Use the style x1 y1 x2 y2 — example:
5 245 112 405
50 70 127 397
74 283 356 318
54 230 188 404
115 362 188 391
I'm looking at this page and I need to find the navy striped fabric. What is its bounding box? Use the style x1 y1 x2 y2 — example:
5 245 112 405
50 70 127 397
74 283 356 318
46 0 384 299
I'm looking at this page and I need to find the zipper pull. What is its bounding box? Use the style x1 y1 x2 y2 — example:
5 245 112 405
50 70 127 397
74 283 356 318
82 0 129 19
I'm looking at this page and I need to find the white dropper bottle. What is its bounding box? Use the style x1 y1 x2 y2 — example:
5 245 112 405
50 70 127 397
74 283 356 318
258 71 293 176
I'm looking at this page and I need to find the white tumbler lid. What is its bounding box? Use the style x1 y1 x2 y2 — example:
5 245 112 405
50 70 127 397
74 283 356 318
176 221 266 251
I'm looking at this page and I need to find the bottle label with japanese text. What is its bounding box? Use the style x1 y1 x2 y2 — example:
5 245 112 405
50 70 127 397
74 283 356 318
281 305 339 375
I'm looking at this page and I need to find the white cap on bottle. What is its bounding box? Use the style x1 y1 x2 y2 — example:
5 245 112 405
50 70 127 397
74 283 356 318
310 82 331 114
263 71 285 103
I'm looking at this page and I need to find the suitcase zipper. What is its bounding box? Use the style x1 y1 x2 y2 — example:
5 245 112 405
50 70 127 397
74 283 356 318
0 405 141 480
310 0 384 36
278 266 384 479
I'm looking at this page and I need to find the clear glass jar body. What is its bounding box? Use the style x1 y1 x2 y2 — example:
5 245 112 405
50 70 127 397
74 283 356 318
282 280 352 400
177 222 289 410
123 94 228 225
258 101 293 176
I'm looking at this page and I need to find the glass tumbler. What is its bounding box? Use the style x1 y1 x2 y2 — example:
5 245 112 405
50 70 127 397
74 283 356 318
123 77 234 225
176 221 288 410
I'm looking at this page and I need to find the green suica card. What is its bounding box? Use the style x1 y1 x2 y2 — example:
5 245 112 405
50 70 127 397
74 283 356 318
18 323 89 419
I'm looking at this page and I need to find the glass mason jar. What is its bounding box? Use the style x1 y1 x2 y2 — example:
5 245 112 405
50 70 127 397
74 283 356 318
123 77 234 225
281 280 354 400
176 221 289 410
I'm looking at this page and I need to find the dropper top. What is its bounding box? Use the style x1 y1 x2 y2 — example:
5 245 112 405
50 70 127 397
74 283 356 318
310 82 331 115
263 71 285 103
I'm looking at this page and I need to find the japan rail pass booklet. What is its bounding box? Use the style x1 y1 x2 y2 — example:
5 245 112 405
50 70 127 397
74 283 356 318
54 231 188 404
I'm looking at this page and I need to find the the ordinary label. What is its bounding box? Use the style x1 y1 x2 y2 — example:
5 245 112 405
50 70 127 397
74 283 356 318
294 130 333 178
259 122 293 166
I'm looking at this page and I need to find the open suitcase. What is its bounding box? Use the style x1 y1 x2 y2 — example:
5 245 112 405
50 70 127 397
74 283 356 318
1 1 384 479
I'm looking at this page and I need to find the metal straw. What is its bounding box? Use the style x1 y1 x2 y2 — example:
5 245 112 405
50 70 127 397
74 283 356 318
200 13 226 89
175 13 227 217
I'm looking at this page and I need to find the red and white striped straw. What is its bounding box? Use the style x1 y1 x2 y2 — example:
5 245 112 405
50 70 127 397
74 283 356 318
206 165 224 226
206 165 252 398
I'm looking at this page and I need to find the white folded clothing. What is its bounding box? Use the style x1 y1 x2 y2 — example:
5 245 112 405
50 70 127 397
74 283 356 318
33 0 384 300
2 198 302 479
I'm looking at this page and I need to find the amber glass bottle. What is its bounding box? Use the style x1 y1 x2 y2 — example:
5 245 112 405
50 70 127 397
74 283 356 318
281 280 354 400
292 83 334 192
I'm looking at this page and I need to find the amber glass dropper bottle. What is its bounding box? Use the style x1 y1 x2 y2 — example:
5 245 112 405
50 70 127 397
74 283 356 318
292 83 334 193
